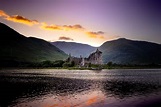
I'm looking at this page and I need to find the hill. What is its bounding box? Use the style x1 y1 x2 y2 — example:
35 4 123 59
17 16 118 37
51 41 96 57
0 22 68 65
1 22 160 66
99 38 161 64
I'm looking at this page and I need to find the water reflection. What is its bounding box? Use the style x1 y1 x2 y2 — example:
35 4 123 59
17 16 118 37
102 80 161 99
0 69 161 107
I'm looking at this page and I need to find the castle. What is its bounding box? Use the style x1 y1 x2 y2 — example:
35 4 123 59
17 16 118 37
66 49 103 67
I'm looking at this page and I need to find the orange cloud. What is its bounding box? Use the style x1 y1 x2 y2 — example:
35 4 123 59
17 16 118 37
63 24 84 31
40 23 84 31
0 10 38 26
0 10 9 17
40 22 107 41
6 15 38 26
86 31 104 35
40 23 62 30
59 36 74 41
86 31 106 39
0 9 108 42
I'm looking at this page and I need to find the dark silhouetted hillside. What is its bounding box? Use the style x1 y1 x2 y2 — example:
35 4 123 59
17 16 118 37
99 38 161 64
0 22 67 64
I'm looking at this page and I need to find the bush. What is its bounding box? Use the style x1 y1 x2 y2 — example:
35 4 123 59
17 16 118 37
41 60 53 67
53 60 65 67
107 61 113 67
63 61 75 67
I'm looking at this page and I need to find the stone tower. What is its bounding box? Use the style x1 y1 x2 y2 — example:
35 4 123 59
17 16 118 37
88 48 103 64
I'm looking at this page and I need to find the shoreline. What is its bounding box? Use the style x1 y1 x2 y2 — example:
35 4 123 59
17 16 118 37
1 67 161 70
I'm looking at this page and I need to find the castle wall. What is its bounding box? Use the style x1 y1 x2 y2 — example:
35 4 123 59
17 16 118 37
66 49 103 67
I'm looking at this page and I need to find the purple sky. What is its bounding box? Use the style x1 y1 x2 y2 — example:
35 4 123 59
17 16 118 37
0 0 161 46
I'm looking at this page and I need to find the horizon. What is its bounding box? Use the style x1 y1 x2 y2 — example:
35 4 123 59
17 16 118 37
1 22 161 47
0 0 161 46
51 37 161 47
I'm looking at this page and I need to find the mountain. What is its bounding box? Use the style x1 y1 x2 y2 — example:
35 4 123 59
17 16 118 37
0 22 68 64
51 41 96 57
1 22 160 65
52 39 161 65
99 38 161 64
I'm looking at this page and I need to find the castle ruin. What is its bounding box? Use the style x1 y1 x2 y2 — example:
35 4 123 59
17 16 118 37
66 49 103 67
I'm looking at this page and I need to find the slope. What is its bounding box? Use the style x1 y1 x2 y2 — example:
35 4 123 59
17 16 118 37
51 41 96 57
99 38 161 64
0 22 67 63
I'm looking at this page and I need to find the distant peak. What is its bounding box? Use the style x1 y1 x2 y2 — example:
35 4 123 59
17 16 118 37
117 38 127 40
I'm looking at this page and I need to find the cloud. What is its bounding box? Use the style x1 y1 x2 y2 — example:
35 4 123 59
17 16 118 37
86 31 106 39
97 31 105 35
59 36 74 41
86 31 105 35
40 23 106 40
63 24 84 30
0 10 9 17
0 10 38 26
40 23 62 30
6 15 38 26
41 22 107 41
0 9 107 42
40 23 84 31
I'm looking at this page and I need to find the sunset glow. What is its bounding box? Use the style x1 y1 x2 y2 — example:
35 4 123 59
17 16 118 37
0 0 160 46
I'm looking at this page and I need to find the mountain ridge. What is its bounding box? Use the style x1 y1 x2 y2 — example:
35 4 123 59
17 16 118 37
99 38 161 64
0 22 68 64
51 41 96 57
52 38 161 64
1 22 161 65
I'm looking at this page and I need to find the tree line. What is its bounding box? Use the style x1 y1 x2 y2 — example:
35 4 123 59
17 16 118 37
0 60 161 69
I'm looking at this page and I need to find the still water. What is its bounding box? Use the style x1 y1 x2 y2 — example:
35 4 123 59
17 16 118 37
0 69 161 107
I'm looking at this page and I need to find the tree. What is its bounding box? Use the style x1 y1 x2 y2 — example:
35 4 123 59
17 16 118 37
41 60 53 67
71 61 75 67
107 61 113 67
53 60 65 67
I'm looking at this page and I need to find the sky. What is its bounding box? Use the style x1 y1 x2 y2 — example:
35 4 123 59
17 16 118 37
0 0 161 46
